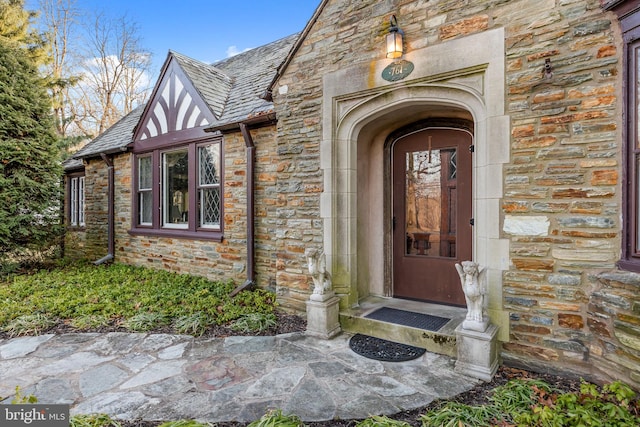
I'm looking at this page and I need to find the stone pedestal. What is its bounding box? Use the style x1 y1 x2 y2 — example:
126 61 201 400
455 323 499 381
306 292 341 339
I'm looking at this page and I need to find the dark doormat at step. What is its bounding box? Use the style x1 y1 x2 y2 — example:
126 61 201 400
349 334 426 362
365 307 450 332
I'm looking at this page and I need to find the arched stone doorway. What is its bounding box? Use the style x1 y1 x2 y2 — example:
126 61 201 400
321 28 510 338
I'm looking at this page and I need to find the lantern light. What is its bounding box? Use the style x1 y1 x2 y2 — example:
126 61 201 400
386 15 404 59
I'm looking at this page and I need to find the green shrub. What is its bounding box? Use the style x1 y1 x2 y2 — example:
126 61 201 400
174 312 212 336
514 380 640 427
421 378 640 427
230 313 277 333
122 312 167 332
0 263 279 336
356 415 411 427
420 401 501 427
70 314 111 331
489 378 554 416
247 409 304 427
69 413 121 427
2 313 55 337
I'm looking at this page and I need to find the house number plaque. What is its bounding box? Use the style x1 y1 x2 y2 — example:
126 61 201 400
382 60 414 82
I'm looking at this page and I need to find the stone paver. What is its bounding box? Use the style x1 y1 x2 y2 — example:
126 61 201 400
0 332 479 423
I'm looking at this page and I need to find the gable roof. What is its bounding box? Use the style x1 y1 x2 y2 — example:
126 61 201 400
171 51 233 120
210 32 300 127
68 32 300 165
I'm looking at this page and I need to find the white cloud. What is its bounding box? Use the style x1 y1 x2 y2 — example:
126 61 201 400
226 45 253 57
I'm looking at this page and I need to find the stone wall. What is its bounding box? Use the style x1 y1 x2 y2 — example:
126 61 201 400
65 126 278 291
64 159 109 261
272 0 638 385
114 127 278 290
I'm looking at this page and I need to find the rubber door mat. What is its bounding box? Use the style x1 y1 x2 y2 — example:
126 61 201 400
365 307 450 331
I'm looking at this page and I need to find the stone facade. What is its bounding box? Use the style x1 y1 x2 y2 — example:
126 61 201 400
67 126 278 290
115 127 278 289
270 0 637 385
64 0 640 387
64 159 109 261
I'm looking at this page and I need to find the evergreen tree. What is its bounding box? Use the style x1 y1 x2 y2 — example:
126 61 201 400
0 0 62 261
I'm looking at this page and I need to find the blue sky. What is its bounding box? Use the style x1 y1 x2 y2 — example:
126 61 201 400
27 0 320 76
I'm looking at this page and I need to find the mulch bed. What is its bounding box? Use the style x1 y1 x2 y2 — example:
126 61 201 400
2 312 584 426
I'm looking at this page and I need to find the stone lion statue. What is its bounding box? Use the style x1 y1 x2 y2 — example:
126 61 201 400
455 261 488 330
306 248 332 296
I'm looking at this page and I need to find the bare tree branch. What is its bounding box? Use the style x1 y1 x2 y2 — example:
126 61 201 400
39 0 80 140
70 12 151 136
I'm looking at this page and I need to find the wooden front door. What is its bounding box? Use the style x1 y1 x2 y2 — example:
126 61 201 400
392 128 472 306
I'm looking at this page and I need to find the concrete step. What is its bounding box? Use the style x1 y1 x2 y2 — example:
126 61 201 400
339 297 467 358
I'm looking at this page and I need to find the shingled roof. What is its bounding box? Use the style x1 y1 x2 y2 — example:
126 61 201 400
68 32 299 166
171 51 233 120
70 105 145 160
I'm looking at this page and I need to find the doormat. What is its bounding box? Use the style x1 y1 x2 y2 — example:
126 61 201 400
365 307 450 332
349 334 426 362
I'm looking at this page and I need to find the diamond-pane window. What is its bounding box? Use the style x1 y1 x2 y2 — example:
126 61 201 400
198 143 221 229
132 137 222 237
450 150 457 179
200 188 220 227
199 144 220 185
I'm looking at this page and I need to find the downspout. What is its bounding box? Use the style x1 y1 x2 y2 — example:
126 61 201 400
95 153 115 265
231 123 256 296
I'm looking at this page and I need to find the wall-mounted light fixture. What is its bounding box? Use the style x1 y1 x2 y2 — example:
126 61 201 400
386 15 404 59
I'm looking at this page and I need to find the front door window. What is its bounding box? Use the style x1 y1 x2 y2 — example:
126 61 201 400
404 147 457 258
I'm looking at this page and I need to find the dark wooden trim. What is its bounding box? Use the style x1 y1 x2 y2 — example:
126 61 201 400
134 127 212 153
604 0 640 24
618 259 640 273
132 58 216 146
618 5 640 271
128 227 223 242
130 135 224 238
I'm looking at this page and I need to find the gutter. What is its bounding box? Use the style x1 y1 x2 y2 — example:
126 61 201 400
94 153 115 265
230 122 257 296
205 115 274 296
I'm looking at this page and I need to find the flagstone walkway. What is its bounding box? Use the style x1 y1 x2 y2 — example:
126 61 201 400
0 332 478 423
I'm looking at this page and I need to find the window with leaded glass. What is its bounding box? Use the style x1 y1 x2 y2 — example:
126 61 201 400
198 143 221 229
131 137 223 239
